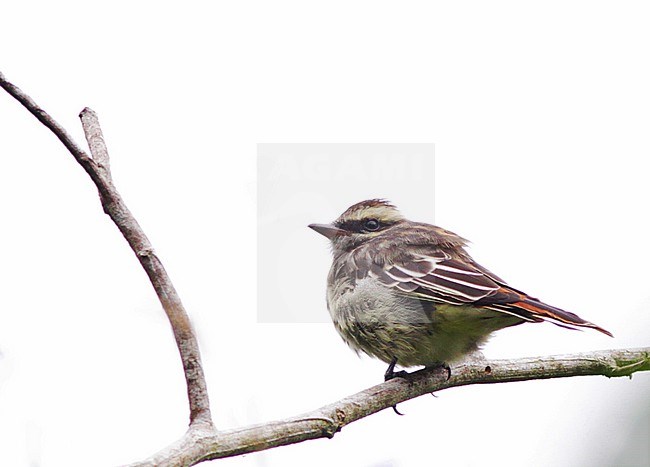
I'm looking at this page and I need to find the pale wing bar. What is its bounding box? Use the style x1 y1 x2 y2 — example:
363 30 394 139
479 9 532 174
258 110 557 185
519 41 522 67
369 253 500 304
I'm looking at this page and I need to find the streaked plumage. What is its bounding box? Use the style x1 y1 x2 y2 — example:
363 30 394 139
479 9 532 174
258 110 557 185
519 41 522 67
310 199 611 371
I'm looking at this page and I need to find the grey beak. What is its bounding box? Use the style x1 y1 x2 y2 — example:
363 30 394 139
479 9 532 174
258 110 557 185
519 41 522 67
308 223 345 240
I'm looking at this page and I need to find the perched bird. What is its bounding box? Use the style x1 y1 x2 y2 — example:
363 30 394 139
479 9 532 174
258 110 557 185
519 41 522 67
309 199 612 380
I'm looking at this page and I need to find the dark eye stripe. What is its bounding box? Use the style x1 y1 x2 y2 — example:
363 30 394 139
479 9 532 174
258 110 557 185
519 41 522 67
335 220 366 232
336 219 389 233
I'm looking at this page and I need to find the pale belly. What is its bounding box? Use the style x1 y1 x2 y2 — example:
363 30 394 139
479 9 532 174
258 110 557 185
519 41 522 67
327 277 522 367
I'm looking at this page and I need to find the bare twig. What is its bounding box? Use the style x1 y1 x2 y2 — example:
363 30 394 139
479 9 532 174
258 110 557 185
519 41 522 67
129 348 650 466
0 71 212 427
2 71 648 467
80 107 111 172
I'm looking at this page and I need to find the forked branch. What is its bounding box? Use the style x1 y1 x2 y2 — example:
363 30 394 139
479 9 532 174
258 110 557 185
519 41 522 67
0 71 211 427
1 71 648 467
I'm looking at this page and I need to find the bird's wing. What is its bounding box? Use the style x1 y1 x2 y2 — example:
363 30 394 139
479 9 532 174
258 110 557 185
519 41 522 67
367 250 613 336
367 249 501 305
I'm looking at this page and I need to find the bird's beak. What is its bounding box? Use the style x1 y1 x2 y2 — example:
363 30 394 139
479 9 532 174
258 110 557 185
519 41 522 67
308 223 345 240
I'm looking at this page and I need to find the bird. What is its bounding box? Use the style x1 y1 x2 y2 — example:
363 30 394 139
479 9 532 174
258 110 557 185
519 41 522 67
309 199 612 380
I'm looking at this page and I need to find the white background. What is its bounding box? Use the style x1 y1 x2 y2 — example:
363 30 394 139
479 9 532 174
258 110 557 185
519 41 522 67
1 2 649 466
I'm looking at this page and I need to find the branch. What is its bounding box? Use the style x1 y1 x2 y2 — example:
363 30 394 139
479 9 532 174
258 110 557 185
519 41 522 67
0 71 212 427
130 348 649 466
2 71 648 467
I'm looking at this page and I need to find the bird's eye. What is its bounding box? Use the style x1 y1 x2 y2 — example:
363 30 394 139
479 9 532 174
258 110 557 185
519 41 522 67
363 219 380 231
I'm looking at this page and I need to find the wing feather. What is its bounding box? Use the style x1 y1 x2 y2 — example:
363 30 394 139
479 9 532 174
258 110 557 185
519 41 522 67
365 250 613 336
368 252 500 303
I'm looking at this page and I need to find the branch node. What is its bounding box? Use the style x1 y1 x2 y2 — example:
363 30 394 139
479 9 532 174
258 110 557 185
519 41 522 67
609 353 650 377
137 247 155 258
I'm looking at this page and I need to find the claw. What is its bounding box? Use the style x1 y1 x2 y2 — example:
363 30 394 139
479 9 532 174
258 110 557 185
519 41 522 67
385 357 408 415
385 361 448 411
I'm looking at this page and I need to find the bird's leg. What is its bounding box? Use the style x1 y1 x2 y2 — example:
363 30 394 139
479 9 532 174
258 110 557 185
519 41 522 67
384 357 409 416
384 356 409 381
384 356 398 381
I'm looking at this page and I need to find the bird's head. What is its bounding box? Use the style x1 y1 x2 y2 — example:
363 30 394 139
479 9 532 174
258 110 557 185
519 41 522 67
309 199 405 252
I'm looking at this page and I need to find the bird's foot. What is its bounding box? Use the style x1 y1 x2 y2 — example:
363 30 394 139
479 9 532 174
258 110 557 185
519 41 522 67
384 356 410 381
384 370 410 381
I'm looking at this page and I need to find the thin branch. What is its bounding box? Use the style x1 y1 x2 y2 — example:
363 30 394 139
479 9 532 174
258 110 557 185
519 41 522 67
80 107 111 172
0 71 212 427
129 348 650 466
